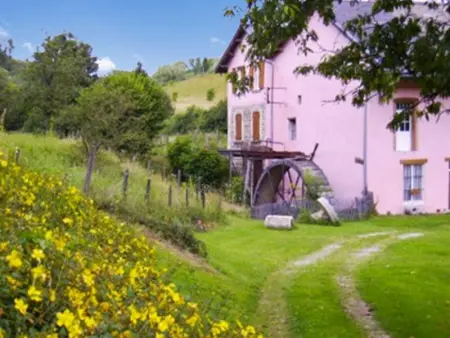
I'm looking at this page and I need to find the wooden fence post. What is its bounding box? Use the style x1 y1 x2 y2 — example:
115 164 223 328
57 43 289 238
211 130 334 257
185 187 189 207
14 147 20 164
196 179 200 201
145 177 151 202
147 160 152 172
177 169 182 188
200 186 206 209
122 169 129 199
168 185 173 206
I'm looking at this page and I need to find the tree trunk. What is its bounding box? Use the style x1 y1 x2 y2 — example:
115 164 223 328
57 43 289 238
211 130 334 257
83 145 98 194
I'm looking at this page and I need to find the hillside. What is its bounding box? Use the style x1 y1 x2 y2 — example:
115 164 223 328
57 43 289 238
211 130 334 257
165 73 226 113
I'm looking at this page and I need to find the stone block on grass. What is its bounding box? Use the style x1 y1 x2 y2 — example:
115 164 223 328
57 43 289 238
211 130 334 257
264 215 294 230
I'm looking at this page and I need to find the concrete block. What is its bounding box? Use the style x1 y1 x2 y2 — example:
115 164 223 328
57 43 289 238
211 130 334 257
264 215 294 230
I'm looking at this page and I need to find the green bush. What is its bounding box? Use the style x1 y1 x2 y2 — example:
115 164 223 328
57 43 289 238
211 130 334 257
226 176 244 204
166 106 203 134
206 88 216 102
167 136 228 188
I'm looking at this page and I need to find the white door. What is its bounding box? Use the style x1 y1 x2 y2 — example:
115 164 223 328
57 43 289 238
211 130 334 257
395 104 412 151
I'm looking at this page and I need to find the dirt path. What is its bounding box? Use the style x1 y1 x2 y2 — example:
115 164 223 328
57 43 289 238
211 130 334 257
337 232 425 338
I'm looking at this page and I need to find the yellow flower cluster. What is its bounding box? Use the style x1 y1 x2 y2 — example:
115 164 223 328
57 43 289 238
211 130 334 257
0 153 262 338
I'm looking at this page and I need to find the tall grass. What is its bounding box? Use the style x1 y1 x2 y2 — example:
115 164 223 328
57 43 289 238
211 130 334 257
0 132 230 228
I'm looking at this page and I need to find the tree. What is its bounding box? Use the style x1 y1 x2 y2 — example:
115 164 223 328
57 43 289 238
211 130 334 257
134 61 148 77
68 80 132 193
206 88 216 102
22 33 98 133
152 61 187 85
0 39 14 71
102 71 174 156
228 0 450 128
199 100 227 133
202 58 209 73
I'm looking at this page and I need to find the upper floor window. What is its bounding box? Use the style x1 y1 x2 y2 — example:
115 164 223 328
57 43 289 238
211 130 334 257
403 164 423 201
395 100 417 152
288 118 297 140
252 111 261 141
235 113 242 141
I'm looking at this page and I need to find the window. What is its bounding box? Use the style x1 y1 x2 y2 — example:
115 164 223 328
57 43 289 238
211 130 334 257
252 111 260 141
404 164 423 201
259 62 265 89
249 64 260 91
288 118 297 140
235 113 242 141
395 100 417 152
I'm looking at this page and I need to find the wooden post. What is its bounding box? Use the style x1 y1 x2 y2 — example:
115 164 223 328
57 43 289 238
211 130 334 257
185 187 189 207
145 177 151 201
196 179 200 201
177 169 182 188
168 185 173 206
228 153 232 186
14 147 20 164
122 169 129 199
218 189 222 210
147 160 152 172
201 188 206 209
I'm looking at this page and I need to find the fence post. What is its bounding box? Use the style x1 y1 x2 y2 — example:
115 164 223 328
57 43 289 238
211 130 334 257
168 185 173 206
185 187 189 207
196 179 200 201
14 147 20 164
201 187 206 209
122 169 129 199
177 169 182 188
147 160 152 172
145 177 151 202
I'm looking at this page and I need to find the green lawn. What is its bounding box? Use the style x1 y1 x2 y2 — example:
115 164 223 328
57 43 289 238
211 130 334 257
164 73 226 113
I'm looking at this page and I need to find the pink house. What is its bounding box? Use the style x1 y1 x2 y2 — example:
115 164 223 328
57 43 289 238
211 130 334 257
216 2 450 216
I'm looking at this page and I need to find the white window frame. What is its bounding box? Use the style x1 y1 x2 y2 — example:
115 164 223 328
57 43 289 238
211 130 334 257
253 65 260 91
403 164 423 202
395 102 412 152
288 118 297 141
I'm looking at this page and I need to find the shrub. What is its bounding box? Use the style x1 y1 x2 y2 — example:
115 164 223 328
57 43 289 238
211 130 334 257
206 88 216 102
226 176 244 204
167 136 228 188
0 153 260 337
166 106 203 134
199 100 227 133
172 91 178 102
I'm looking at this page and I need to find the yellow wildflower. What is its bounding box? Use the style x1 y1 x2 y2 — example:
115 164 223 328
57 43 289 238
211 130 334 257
63 217 74 226
0 329 4 338
50 289 56 302
14 298 28 315
46 334 58 338
28 285 43 302
57 309 76 328
0 242 8 252
158 315 175 332
31 248 45 261
0 159 7 167
32 265 47 281
82 269 95 287
6 250 22 269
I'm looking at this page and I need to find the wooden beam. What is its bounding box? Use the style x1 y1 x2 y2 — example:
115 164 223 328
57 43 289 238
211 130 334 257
400 158 428 165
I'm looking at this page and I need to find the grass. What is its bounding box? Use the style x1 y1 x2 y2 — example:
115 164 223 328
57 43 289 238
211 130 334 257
0 132 228 225
356 224 450 338
164 73 226 113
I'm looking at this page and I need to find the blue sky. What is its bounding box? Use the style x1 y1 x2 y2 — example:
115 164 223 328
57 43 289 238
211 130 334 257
0 0 241 74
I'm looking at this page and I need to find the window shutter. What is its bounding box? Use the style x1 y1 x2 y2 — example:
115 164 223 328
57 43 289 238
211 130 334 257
249 65 254 89
235 114 242 141
259 62 265 89
252 111 260 141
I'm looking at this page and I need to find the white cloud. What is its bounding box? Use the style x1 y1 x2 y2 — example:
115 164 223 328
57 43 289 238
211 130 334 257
210 37 226 45
0 27 9 39
96 57 117 76
22 42 34 53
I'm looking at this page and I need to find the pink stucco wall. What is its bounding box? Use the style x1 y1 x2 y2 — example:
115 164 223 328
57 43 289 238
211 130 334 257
367 92 450 214
225 16 450 214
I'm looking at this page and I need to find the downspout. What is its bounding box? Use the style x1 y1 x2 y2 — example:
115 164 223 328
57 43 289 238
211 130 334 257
265 59 275 143
363 102 368 194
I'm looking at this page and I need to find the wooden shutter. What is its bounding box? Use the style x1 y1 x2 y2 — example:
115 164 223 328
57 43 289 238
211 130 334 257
259 62 265 89
235 114 242 141
252 111 260 141
249 65 254 89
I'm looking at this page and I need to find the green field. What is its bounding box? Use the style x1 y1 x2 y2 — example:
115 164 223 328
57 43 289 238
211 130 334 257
164 73 226 113
1 132 450 337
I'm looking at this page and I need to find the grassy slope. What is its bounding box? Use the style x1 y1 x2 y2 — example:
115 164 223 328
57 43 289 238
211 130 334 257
164 73 226 113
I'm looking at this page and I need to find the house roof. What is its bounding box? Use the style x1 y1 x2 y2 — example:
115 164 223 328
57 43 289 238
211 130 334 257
215 1 446 74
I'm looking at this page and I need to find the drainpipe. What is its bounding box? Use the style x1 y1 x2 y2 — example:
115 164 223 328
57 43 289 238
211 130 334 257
265 59 275 144
363 102 368 194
